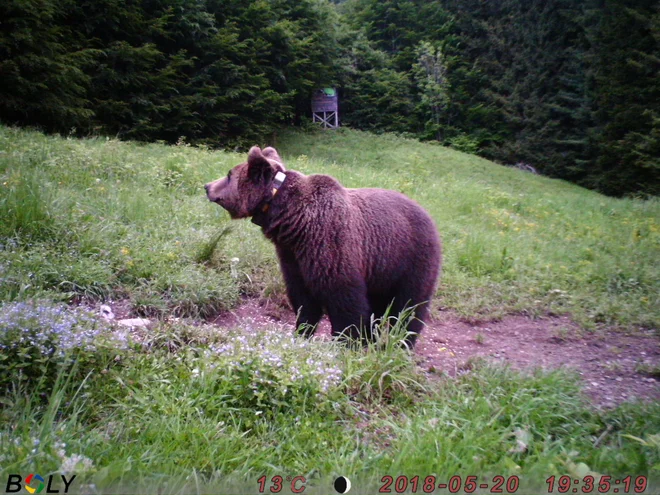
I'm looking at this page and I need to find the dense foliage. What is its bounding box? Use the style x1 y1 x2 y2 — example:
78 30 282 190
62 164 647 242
1 0 658 195
338 0 660 196
0 0 342 145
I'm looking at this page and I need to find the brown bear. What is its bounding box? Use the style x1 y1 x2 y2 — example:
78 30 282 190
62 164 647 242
205 146 441 347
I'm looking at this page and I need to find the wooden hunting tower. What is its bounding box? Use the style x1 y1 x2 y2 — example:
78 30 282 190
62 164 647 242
311 88 339 129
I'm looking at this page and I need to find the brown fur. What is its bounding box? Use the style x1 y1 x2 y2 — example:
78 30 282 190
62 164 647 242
205 146 441 347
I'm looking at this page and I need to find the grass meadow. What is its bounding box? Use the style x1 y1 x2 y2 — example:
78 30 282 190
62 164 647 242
0 125 658 493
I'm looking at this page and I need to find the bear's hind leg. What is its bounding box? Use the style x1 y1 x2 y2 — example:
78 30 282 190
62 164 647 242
368 293 395 327
389 285 433 348
400 299 430 348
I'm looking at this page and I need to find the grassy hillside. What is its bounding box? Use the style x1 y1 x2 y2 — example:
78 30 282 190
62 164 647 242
279 129 659 329
1 126 658 493
1 126 657 329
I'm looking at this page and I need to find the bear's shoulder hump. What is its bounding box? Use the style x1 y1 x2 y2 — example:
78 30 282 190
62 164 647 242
306 173 344 193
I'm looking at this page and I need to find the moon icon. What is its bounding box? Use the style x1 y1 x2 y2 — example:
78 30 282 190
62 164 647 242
334 476 352 493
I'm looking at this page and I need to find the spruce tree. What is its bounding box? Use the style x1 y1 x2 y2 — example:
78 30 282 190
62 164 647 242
0 0 95 132
586 0 660 195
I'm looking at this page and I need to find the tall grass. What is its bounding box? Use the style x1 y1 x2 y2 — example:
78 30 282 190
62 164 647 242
1 317 658 493
0 169 54 241
0 126 246 315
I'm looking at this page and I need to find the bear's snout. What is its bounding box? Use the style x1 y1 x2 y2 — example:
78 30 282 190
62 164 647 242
205 180 223 202
204 182 215 202
205 177 237 215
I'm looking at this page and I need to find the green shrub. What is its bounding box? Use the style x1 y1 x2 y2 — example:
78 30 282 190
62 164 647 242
447 133 481 154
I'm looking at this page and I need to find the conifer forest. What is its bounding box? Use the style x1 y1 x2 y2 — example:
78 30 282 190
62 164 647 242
1 0 658 196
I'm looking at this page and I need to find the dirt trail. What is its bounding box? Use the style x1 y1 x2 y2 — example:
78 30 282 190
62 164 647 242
211 298 660 408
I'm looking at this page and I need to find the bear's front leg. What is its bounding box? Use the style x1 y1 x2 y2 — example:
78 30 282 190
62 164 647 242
277 247 323 337
325 281 372 345
293 296 323 338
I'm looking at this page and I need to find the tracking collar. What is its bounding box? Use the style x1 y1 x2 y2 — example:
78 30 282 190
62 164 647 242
251 171 286 225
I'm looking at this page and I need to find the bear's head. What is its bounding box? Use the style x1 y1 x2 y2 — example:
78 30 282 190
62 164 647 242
205 146 286 219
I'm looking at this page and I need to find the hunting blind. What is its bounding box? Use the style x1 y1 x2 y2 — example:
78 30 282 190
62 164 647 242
311 88 339 129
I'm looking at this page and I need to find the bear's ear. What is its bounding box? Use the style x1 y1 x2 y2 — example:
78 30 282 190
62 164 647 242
247 146 274 183
262 147 284 164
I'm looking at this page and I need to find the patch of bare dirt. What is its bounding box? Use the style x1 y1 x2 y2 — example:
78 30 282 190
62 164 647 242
418 314 659 408
210 297 660 408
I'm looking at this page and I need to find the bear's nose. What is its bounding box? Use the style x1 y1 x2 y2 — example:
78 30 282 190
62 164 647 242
204 183 210 193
